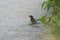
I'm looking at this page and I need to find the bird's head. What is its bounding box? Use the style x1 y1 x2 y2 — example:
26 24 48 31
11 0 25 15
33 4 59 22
29 15 33 18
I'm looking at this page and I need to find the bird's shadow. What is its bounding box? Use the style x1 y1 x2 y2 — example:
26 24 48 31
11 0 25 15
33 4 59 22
28 22 41 29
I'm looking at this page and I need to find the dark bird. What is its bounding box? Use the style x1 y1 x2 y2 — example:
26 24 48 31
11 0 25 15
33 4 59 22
29 15 37 24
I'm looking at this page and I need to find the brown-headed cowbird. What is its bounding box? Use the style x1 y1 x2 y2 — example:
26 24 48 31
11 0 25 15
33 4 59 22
29 15 37 24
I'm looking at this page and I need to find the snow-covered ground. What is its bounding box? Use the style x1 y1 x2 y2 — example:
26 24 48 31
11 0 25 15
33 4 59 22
0 0 46 40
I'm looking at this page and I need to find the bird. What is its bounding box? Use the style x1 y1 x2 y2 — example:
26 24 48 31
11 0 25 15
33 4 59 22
29 15 37 24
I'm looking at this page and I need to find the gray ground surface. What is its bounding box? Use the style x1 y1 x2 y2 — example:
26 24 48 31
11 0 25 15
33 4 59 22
0 0 47 40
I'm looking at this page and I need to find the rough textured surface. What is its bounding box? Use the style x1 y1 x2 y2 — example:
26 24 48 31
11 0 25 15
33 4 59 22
0 0 55 40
